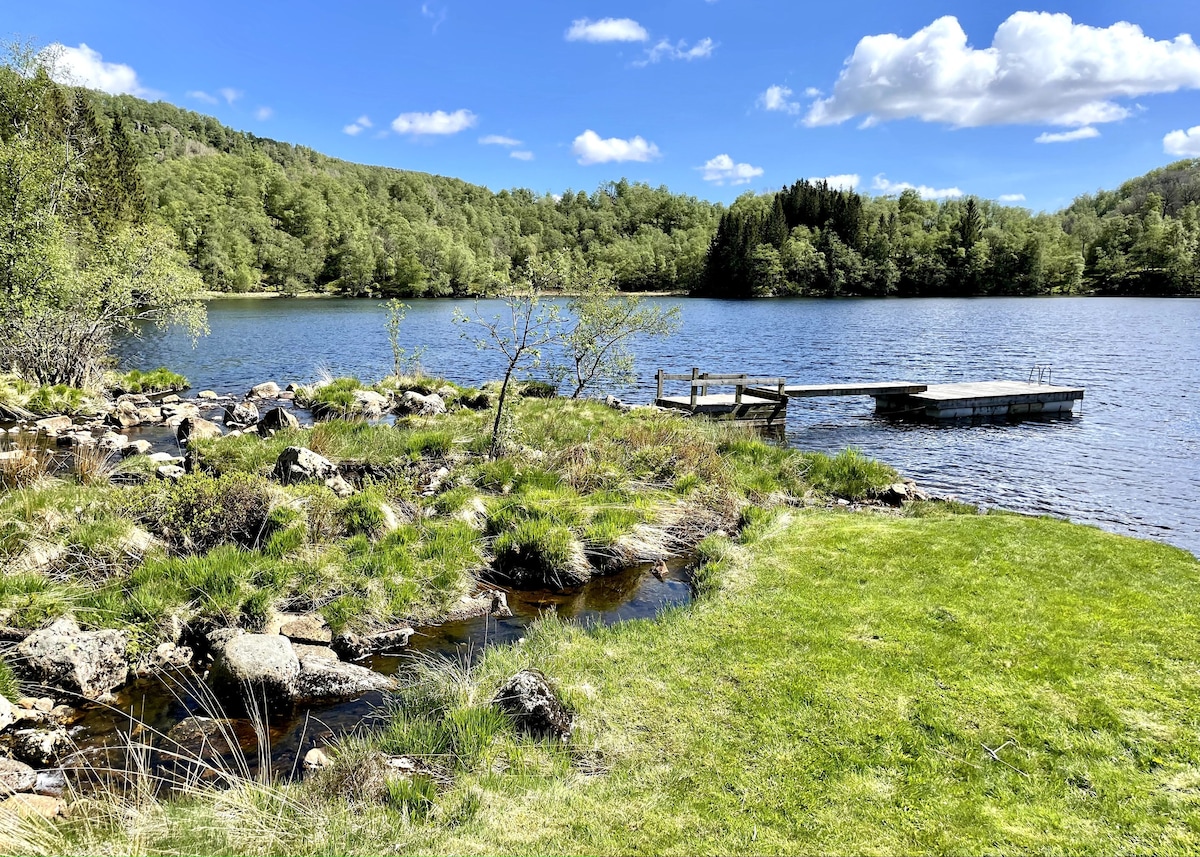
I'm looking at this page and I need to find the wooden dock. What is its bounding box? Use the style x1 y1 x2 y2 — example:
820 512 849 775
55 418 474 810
875 380 1084 419
654 369 1084 425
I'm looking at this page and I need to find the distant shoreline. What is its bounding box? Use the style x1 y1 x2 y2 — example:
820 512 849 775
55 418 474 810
199 289 692 301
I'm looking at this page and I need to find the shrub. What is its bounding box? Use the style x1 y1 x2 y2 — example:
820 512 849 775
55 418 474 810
341 492 388 538
125 472 275 553
801 448 898 501
0 657 20 701
111 367 188 394
492 517 583 586
24 384 94 416
518 380 558 399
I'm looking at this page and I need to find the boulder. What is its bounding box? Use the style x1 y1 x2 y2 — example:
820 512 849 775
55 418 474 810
97 432 128 451
161 402 200 421
294 650 396 702
257 407 299 436
176 416 222 445
33 769 67 798
10 727 72 766
105 409 141 429
148 452 183 464
325 474 355 498
17 617 128 699
353 390 389 418
197 390 219 400
249 381 282 399
0 793 67 819
210 634 300 713
492 669 573 741
223 401 259 428
0 758 36 796
156 465 186 481
395 391 446 417
273 446 337 485
873 482 910 506
136 406 163 423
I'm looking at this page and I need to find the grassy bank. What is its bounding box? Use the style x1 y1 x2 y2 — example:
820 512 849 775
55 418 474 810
15 508 1200 854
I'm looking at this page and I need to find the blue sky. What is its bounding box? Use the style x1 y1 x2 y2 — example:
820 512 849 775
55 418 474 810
9 0 1200 211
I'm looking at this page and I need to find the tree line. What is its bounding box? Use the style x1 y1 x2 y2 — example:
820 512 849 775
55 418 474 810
13 64 1200 303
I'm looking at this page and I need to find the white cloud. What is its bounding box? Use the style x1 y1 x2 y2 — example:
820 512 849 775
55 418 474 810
1034 126 1100 143
998 193 1027 202
566 18 648 43
219 87 242 105
700 154 764 185
809 173 860 190
759 85 800 115
637 37 715 65
510 150 535 161
343 115 373 136
806 12 1200 129
187 90 218 104
255 106 273 121
572 130 661 165
391 109 477 136
872 174 963 200
804 87 822 98
1163 125 1200 156
479 134 521 146
43 43 151 97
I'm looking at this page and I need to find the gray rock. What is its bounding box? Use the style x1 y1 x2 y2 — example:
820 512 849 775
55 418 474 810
176 416 222 445
17 617 128 699
395 391 446 417
210 634 299 713
492 669 573 740
249 381 282 399
295 653 396 702
161 402 200 421
197 390 219 400
273 446 338 485
303 747 332 771
331 626 414 660
257 407 299 436
223 401 259 428
353 389 389 418
33 768 66 798
122 439 153 457
0 758 36 795
10 728 71 767
325 473 355 498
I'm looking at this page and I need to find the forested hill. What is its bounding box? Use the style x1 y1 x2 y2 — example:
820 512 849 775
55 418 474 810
90 92 720 296
90 90 1199 298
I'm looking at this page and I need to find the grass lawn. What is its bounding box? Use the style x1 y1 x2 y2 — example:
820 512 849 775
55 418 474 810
33 507 1200 855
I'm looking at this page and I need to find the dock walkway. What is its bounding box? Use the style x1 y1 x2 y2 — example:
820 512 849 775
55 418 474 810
653 368 1084 425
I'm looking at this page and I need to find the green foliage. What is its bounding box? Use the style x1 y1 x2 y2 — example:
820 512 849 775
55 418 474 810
340 492 388 538
110 366 188 394
0 657 19 702
0 53 206 388
383 299 426 378
800 448 898 500
125 472 275 553
492 517 579 584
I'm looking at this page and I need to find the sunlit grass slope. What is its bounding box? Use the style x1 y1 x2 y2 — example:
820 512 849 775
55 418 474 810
426 511 1200 855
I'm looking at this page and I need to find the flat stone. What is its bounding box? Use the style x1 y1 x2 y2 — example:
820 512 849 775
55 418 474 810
210 634 300 713
279 615 332 645
0 793 67 819
34 416 71 433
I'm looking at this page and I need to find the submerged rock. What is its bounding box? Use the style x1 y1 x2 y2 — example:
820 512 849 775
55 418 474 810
17 617 128 699
492 669 573 741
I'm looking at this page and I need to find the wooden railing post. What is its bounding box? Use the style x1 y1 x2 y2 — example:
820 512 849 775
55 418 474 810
656 369 663 401
690 367 699 409
778 379 786 399
735 374 745 404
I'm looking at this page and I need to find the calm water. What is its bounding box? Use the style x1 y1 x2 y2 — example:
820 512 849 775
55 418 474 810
118 296 1200 556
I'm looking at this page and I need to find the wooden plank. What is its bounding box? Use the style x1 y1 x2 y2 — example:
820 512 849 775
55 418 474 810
782 382 928 398
911 381 1084 405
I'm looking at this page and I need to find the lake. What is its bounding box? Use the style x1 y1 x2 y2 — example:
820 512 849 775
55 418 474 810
118 296 1200 557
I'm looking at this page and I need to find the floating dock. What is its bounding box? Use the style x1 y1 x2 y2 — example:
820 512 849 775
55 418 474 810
875 380 1084 420
654 370 1083 426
